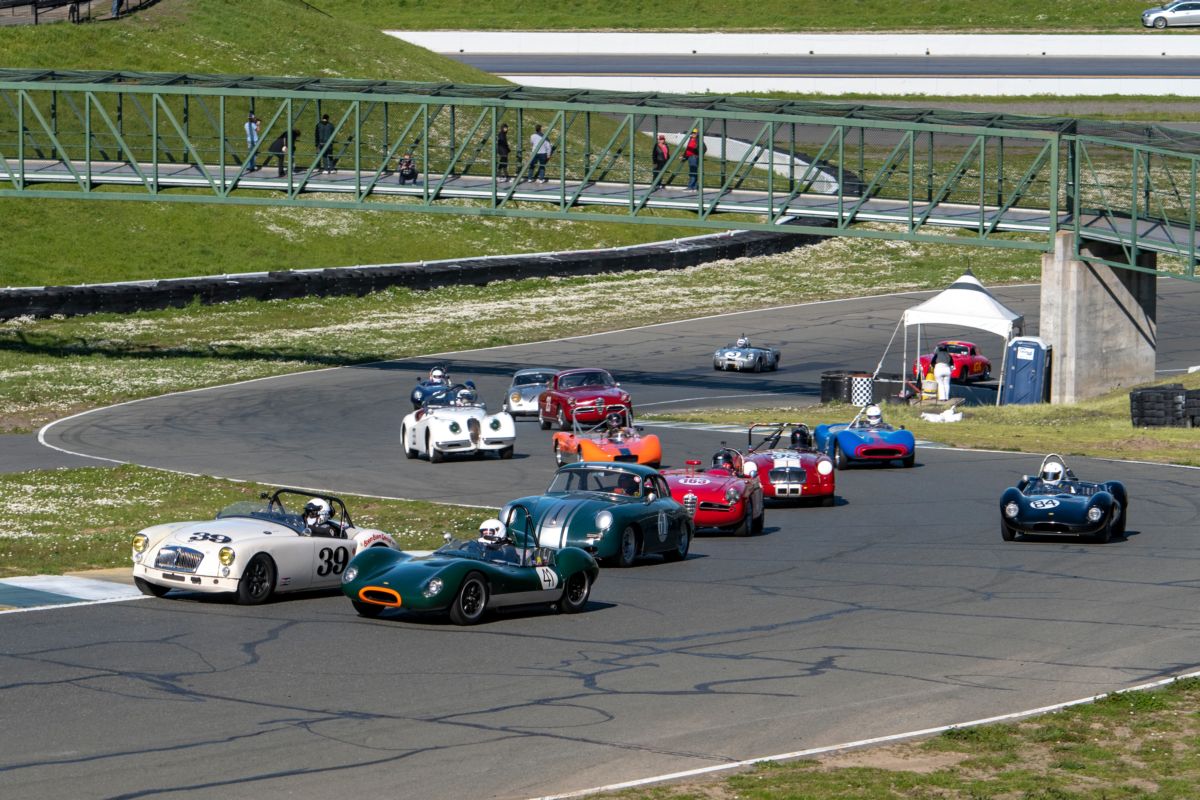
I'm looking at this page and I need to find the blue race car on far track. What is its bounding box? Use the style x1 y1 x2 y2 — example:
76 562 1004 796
813 404 916 469
999 454 1128 543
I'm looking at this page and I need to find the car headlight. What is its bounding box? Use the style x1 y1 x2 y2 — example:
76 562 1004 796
568 397 577 406
1004 502 1019 518
816 459 833 476
510 392 521 404
343 565 358 582
449 421 461 434
218 547 236 566
132 533 148 553
423 577 443 598
411 390 420 401
1087 506 1104 522
725 486 740 503
490 418 501 431
595 510 613 531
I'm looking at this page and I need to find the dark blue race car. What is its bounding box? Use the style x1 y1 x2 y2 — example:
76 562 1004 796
999 454 1129 543
409 365 456 409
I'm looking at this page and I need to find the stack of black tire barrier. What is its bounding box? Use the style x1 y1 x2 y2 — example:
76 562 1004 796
819 371 851 404
1129 384 1194 427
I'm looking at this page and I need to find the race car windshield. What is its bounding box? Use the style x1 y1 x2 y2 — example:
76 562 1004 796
216 501 305 533
548 467 642 497
944 344 970 355
558 371 614 389
513 372 554 386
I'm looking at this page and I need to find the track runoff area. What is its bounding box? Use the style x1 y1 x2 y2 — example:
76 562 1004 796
15 283 1200 800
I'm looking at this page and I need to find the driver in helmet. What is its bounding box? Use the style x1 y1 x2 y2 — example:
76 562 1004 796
735 336 749 348
789 425 813 450
862 404 884 428
604 411 626 442
712 449 736 471
428 366 448 384
1040 459 1065 486
456 386 477 406
614 472 640 496
477 517 520 563
302 497 344 538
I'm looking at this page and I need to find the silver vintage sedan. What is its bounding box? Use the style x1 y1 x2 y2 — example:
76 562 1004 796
713 336 781 372
503 367 557 415
1143 1 1200 27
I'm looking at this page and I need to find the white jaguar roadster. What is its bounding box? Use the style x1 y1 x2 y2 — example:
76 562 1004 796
401 382 516 462
131 489 399 604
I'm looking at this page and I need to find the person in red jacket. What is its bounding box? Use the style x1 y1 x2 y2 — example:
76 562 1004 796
683 128 702 189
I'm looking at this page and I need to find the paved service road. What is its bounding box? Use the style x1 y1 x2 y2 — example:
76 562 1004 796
8 282 1200 800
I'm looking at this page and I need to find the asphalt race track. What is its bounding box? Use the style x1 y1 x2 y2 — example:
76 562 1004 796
6 282 1200 799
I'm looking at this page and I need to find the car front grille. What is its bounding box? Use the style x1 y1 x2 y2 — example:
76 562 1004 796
613 454 639 463
154 546 204 573
858 446 904 458
699 502 732 511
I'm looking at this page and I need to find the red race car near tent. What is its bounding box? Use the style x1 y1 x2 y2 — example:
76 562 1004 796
912 340 991 382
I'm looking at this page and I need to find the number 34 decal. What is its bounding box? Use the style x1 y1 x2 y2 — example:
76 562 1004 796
317 547 350 576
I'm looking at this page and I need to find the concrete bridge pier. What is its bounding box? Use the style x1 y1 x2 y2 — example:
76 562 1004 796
1040 232 1157 404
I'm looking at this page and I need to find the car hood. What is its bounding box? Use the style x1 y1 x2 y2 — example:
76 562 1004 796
508 493 619 548
154 517 296 547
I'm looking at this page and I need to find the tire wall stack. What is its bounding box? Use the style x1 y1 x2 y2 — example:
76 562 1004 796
1129 384 1196 427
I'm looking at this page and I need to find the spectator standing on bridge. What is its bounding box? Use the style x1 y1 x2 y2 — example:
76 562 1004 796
684 128 702 190
267 129 298 177
529 124 553 183
397 152 418 185
496 123 511 182
314 114 336 174
651 134 670 186
111 0 122 18
244 113 260 172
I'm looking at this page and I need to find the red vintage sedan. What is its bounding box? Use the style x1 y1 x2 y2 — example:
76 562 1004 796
538 368 632 431
662 451 764 535
912 340 991 382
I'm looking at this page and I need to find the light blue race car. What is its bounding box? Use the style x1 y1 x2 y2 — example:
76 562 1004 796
813 405 916 469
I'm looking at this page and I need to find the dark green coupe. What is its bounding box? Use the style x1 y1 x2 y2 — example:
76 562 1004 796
341 506 598 625
503 462 694 567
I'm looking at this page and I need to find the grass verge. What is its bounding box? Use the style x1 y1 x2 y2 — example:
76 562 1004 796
0 464 482 578
595 677 1200 798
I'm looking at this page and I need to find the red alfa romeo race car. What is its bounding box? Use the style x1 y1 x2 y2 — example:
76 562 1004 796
742 422 836 505
538 368 632 430
662 449 764 535
912 340 991 382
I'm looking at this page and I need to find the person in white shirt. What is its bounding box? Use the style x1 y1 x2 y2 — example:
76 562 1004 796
529 124 553 183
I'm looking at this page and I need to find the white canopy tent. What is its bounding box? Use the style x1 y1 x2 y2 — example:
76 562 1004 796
899 271 1025 403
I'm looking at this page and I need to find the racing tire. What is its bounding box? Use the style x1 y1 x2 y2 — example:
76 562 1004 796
832 442 847 470
499 445 514 460
771 358 780 371
732 502 753 537
1000 519 1016 542
713 361 721 371
1112 503 1127 536
427 433 443 463
557 407 569 431
663 522 691 562
558 571 591 613
753 357 763 373
351 600 384 618
134 577 170 598
750 501 765 534
901 452 915 468
554 441 566 466
401 424 417 459
539 412 551 431
1093 520 1113 544
235 554 276 605
614 526 638 568
821 494 836 508
449 573 488 625
1154 16 1167 28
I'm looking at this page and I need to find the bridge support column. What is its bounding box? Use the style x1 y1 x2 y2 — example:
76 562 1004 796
1040 232 1156 404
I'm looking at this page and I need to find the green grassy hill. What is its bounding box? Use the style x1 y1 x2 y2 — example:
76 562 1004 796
0 0 699 287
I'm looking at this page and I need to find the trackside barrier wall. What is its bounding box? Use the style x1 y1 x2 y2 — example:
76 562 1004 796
1129 385 1197 428
0 227 823 320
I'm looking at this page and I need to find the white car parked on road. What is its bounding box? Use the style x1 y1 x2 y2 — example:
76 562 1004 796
402 382 516 462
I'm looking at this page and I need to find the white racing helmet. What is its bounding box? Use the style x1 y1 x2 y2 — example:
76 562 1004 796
1041 460 1065 485
735 337 748 348
865 404 882 426
303 498 330 527
429 366 447 382
478 518 506 544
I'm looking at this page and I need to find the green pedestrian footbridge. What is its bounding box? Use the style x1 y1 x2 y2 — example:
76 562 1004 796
2 68 1199 281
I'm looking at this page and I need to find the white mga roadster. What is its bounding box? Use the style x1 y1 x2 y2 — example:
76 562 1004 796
131 489 399 605
401 382 516 462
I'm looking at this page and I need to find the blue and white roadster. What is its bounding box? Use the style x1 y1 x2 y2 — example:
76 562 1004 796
813 407 915 469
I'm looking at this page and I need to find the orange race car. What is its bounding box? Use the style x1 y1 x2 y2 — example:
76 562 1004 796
551 405 662 468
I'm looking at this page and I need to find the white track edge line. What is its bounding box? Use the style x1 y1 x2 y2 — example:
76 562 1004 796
0 594 151 615
527 667 1200 800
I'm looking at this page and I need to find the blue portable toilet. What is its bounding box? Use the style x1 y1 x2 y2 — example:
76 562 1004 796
1000 336 1052 405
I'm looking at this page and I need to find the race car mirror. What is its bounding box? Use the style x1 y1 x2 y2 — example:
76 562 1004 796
443 531 452 542
644 492 657 504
